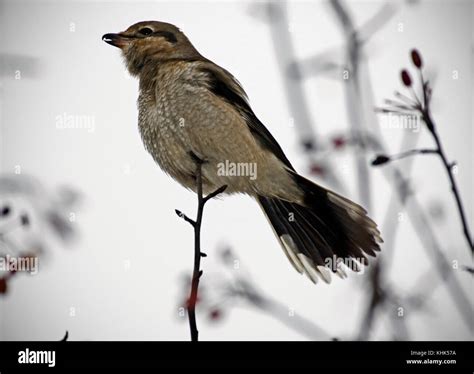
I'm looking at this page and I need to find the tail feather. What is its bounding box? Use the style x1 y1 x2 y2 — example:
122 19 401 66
257 197 305 273
257 172 382 284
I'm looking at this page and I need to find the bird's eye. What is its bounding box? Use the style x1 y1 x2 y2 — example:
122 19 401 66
139 27 153 36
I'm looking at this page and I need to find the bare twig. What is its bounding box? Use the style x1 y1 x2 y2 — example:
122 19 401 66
255 1 343 190
328 2 472 338
245 291 334 340
357 262 385 340
372 148 438 166
330 0 382 340
175 158 227 341
377 52 474 253
361 128 420 341
60 331 69 341
367 133 474 332
211 248 334 340
423 110 473 252
251 1 471 340
330 0 372 208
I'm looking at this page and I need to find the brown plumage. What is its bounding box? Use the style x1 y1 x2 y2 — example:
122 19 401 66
103 21 383 284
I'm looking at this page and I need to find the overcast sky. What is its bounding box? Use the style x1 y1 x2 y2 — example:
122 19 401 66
0 0 472 341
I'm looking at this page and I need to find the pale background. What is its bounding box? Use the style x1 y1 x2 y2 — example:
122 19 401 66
0 0 472 340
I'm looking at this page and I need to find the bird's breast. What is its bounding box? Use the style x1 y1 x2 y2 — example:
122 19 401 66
137 90 197 188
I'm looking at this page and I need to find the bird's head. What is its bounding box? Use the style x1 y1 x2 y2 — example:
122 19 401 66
102 21 201 76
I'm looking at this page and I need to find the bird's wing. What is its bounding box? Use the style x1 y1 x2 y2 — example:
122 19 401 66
196 61 295 171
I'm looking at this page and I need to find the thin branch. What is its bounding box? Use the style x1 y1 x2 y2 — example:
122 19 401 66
422 109 473 252
214 249 334 340
253 294 334 341
378 58 473 252
330 0 373 208
368 47 474 330
357 261 385 340
356 128 420 340
257 1 344 190
366 133 473 331
175 159 227 341
372 148 438 166
60 331 69 341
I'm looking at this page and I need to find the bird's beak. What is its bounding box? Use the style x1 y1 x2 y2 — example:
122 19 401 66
102 33 131 49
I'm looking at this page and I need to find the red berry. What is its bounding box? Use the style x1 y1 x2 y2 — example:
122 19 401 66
332 136 346 149
401 70 412 87
209 309 222 321
0 278 7 294
309 163 325 176
411 49 422 68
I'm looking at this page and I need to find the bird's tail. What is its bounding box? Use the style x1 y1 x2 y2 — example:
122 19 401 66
257 172 382 284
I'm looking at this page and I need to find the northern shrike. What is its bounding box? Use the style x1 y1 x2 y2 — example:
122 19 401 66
102 21 382 284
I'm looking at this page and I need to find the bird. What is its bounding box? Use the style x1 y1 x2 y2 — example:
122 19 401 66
102 21 382 284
